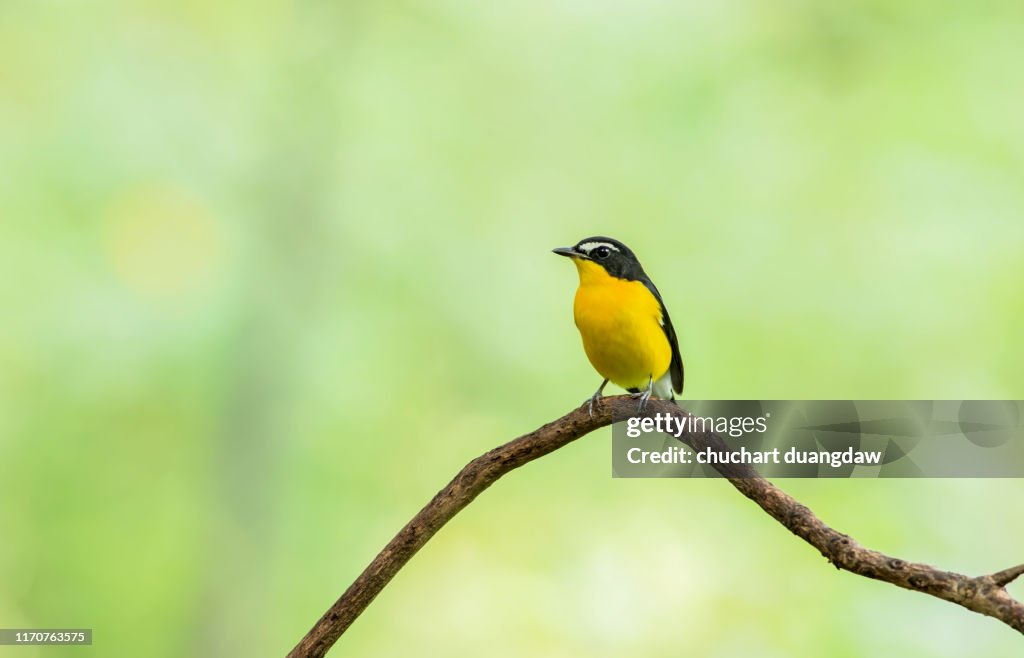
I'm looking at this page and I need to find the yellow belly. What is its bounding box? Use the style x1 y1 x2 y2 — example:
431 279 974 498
572 263 672 390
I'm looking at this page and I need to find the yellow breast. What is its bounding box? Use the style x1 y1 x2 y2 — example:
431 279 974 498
570 259 672 390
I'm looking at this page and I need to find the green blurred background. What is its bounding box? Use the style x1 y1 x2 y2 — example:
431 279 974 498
2 1 1023 656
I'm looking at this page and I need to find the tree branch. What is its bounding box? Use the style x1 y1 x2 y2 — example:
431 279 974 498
286 398 1024 657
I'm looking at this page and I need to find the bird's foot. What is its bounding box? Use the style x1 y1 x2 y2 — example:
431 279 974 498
584 379 609 418
630 388 652 413
630 377 654 413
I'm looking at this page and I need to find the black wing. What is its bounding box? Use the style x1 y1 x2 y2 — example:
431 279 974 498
641 278 684 395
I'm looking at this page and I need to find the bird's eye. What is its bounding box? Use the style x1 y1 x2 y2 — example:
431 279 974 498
593 246 610 259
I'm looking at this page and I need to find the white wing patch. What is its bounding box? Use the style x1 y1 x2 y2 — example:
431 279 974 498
577 241 620 254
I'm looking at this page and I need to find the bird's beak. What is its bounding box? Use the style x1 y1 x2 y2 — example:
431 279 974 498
552 246 579 258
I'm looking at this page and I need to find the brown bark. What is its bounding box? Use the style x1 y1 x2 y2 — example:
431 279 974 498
286 397 1024 658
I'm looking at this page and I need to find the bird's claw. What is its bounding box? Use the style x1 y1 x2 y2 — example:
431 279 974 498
584 379 609 418
630 389 652 413
631 376 654 414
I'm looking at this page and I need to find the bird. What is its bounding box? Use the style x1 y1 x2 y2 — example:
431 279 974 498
553 237 684 414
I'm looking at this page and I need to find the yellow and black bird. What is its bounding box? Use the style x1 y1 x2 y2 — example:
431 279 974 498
554 237 684 413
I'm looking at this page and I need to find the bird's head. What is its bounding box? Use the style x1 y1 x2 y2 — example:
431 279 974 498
552 236 645 281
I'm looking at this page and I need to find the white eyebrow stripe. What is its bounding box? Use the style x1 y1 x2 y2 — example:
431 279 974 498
577 241 620 254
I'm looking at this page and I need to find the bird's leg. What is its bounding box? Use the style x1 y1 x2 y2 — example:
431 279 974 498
585 379 609 417
630 375 654 413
